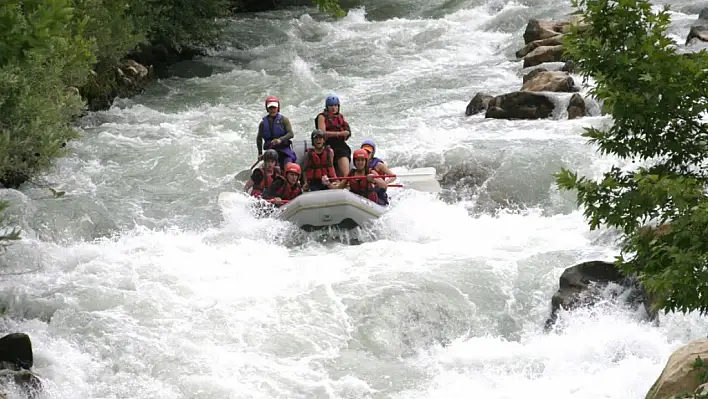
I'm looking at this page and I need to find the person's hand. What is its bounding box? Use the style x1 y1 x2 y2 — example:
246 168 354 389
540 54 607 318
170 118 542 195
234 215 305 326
271 139 281 146
322 176 329 185
274 197 283 205
367 174 375 182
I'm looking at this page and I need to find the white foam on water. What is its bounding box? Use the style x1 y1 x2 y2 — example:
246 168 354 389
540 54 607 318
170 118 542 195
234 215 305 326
1 1 706 398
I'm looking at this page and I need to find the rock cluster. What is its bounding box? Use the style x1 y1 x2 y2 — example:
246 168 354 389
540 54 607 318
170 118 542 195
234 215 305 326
466 15 591 120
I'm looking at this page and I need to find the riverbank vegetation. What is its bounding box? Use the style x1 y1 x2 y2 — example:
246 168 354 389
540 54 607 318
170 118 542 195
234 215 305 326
0 0 342 248
555 0 708 315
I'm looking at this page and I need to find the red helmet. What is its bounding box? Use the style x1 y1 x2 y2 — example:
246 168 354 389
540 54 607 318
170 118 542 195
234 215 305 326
284 162 301 175
265 96 280 111
353 149 369 160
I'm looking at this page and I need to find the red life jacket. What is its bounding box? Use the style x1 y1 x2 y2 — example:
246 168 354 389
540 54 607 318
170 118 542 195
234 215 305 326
305 146 333 180
315 112 348 132
348 168 378 203
273 176 302 201
251 165 281 197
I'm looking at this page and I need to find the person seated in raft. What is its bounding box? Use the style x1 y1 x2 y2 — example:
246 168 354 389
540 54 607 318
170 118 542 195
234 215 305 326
243 149 281 198
261 162 303 206
360 139 395 206
303 129 338 192
335 149 388 205
315 95 351 177
257 96 296 170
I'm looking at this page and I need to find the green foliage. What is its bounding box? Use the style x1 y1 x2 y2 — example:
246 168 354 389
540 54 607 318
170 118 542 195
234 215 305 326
0 0 94 188
314 0 345 17
0 0 346 255
555 0 708 314
138 0 231 51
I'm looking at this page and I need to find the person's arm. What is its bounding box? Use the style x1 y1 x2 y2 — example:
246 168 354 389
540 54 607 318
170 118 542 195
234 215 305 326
336 179 349 189
341 117 351 140
279 116 295 141
317 114 345 140
368 170 387 189
375 162 395 183
256 121 264 156
325 148 338 188
244 169 263 192
302 152 311 188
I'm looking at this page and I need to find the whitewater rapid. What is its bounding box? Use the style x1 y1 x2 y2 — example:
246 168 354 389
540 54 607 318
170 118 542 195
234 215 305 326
0 1 707 398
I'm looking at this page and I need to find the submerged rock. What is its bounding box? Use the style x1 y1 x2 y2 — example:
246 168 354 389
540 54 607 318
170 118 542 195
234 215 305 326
544 261 657 331
485 91 555 119
0 333 42 398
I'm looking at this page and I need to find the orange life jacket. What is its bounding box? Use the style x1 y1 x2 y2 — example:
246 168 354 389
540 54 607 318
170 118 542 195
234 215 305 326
272 176 302 201
251 165 280 197
305 146 333 181
348 168 378 203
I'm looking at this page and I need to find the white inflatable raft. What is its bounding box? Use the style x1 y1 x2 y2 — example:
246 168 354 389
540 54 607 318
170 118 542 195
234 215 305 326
277 188 386 231
226 139 439 231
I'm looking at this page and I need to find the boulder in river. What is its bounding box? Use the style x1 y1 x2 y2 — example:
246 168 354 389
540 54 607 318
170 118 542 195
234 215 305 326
521 70 578 93
523 45 567 68
685 7 708 45
465 92 494 116
567 93 586 119
516 35 565 58
646 338 708 399
544 260 658 331
522 15 586 44
0 333 42 398
485 91 555 119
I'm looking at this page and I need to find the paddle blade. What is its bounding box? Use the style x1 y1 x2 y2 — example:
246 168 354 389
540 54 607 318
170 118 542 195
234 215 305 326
392 167 437 182
234 160 263 182
234 169 252 181
403 179 441 193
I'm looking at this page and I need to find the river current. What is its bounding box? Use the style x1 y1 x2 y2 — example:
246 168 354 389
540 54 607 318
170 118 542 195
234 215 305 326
0 0 707 398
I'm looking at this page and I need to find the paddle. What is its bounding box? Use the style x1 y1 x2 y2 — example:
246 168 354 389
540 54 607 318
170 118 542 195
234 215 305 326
234 158 262 181
329 167 441 193
235 141 282 182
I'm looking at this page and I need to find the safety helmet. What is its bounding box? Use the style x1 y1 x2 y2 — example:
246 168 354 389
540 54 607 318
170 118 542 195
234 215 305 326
353 148 369 160
263 149 278 163
311 129 325 145
265 96 280 111
284 162 301 175
325 96 340 107
360 140 376 156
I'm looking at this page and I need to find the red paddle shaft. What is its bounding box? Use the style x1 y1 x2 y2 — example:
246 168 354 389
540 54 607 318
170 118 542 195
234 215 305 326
329 175 396 181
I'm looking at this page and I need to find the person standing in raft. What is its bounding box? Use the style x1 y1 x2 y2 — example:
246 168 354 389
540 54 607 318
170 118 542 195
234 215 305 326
262 162 303 206
360 140 394 206
303 129 338 192
243 149 281 198
336 149 388 205
315 95 351 177
257 96 296 170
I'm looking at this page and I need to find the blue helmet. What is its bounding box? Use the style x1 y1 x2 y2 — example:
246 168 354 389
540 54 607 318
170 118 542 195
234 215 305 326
361 139 376 156
325 96 340 107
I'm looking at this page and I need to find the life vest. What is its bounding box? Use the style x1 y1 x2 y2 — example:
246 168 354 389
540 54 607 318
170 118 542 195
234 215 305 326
305 146 333 181
314 112 348 132
263 114 292 150
251 165 281 198
365 157 389 205
272 176 302 201
368 157 383 170
348 168 378 203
